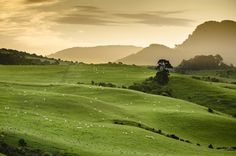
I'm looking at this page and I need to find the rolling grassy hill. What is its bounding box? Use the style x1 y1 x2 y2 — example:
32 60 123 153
168 74 236 115
0 64 154 86
0 64 236 155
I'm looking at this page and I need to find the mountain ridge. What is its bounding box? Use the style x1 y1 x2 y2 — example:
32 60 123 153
118 20 236 66
48 45 142 64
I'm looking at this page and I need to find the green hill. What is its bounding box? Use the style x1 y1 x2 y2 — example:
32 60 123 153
168 74 236 115
0 48 66 65
0 64 235 155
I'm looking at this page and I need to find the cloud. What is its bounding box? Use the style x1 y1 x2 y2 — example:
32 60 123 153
53 5 192 26
76 5 105 13
24 0 56 3
116 12 192 26
54 6 116 25
55 14 115 25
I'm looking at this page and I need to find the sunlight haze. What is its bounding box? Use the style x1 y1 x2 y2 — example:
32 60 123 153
0 0 235 55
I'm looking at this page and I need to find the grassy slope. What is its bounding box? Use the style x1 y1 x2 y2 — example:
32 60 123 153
184 70 236 79
168 74 236 115
0 64 154 86
0 64 236 156
182 70 236 83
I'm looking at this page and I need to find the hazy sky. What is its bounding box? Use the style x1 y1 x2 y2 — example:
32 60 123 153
0 0 235 55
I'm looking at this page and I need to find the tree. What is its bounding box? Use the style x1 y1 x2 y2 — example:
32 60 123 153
154 59 173 85
214 54 223 66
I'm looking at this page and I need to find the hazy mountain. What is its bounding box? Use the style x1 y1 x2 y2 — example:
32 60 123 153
119 20 236 66
48 45 142 64
117 44 183 66
176 20 236 65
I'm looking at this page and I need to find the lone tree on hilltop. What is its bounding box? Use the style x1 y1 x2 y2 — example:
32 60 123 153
154 59 173 85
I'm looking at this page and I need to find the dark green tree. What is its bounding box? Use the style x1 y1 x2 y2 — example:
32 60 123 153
154 59 173 85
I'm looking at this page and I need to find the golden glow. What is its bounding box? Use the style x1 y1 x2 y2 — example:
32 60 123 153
0 0 235 55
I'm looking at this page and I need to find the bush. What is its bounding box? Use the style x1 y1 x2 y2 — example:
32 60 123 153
192 76 221 83
18 139 27 147
77 82 84 84
121 85 127 89
208 144 214 149
210 77 220 82
185 140 191 143
192 76 201 80
128 77 172 97
91 81 116 88
208 108 214 113
167 134 179 140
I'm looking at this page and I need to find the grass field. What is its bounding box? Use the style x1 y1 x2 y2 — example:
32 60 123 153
167 74 236 115
0 64 154 86
0 64 236 156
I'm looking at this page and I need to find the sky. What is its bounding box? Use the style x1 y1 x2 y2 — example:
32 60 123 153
0 0 235 55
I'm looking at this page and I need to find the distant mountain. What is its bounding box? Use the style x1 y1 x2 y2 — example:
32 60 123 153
0 48 60 65
176 20 236 65
117 44 183 66
118 20 236 66
48 45 142 64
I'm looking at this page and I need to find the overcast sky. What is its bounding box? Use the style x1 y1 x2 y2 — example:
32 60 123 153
0 0 235 55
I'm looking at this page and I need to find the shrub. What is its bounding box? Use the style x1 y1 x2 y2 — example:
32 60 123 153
77 82 84 84
208 108 214 113
208 144 214 149
185 140 191 143
210 77 220 82
18 139 27 147
91 81 116 88
121 85 127 89
192 76 201 80
167 134 179 140
129 77 172 97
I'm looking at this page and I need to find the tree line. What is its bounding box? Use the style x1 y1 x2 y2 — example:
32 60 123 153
176 54 233 71
0 48 59 65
